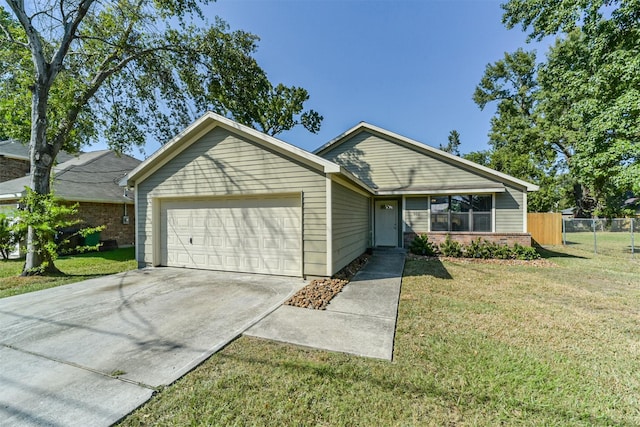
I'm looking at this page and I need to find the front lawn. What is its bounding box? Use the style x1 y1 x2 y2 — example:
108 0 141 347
0 247 137 299
120 246 640 426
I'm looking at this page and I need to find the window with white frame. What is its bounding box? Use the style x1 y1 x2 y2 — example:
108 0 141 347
430 195 492 232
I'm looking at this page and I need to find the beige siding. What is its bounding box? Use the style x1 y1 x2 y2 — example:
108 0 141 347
320 131 499 190
321 131 530 234
495 186 524 232
332 181 370 274
405 197 429 233
137 127 327 276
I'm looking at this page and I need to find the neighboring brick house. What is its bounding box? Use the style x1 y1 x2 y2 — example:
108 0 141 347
0 150 140 248
0 140 73 182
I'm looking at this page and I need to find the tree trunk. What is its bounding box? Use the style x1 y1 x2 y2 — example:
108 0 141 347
22 82 60 276
572 182 597 218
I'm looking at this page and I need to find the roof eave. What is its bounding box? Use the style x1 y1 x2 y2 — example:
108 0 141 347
376 187 507 196
0 193 24 200
335 167 376 194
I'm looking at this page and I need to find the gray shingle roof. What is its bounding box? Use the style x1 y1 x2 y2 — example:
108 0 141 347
0 150 140 204
0 139 74 162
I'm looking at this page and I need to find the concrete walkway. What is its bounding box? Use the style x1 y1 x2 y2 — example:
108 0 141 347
245 249 406 360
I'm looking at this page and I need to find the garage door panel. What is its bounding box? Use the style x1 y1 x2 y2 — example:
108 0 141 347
243 238 259 249
224 255 242 268
244 257 260 270
162 197 302 276
225 237 241 249
263 238 281 250
191 236 206 246
283 238 301 250
208 236 224 247
206 254 223 267
283 259 300 274
283 217 300 229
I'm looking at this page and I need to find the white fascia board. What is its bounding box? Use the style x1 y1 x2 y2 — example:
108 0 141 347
376 187 507 196
335 167 376 194
0 154 28 161
0 193 24 200
313 121 368 154
316 122 539 192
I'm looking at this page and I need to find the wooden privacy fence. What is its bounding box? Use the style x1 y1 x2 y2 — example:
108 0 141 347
528 213 562 245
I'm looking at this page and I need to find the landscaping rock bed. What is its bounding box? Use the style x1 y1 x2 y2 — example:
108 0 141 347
285 253 370 310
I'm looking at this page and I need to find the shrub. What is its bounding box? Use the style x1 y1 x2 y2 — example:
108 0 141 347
490 242 513 259
512 243 541 260
465 238 492 259
0 213 20 260
409 234 437 256
439 234 463 257
439 236 539 261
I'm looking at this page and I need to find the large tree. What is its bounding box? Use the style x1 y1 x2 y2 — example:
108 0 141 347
0 1 322 275
472 49 564 213
501 0 640 215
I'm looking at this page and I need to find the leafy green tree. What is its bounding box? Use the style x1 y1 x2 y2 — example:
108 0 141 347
0 1 322 275
12 189 104 274
462 150 491 166
473 49 565 212
501 0 640 215
439 130 461 156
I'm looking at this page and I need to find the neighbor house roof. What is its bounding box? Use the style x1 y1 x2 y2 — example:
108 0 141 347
0 139 74 163
314 122 539 192
0 150 140 204
125 112 375 190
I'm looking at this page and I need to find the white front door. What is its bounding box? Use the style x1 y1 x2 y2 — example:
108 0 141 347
375 200 398 247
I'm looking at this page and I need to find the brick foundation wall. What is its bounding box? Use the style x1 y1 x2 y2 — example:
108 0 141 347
75 202 135 246
0 157 30 182
404 231 532 248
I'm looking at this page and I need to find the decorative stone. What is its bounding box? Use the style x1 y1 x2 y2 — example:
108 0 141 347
285 253 370 310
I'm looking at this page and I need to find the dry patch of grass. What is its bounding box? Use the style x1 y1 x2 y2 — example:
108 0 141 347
120 246 640 426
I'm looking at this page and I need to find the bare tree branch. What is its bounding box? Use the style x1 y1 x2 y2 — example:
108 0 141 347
5 0 49 77
49 0 95 81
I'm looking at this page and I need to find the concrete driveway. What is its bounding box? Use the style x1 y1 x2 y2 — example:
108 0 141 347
0 268 304 427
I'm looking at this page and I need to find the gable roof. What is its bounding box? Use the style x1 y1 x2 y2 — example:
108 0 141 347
0 150 140 204
125 111 346 187
0 139 74 163
314 122 539 192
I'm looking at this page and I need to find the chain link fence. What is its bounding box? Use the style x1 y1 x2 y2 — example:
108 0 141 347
562 218 638 258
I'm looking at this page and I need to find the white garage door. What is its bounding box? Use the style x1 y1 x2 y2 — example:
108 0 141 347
161 197 302 276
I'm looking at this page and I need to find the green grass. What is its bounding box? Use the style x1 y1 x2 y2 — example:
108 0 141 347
120 245 640 426
0 247 136 299
564 231 638 258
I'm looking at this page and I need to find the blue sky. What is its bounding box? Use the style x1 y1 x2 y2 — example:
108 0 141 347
129 0 548 158
190 0 548 157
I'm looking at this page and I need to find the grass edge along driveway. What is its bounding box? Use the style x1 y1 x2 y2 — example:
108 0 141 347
0 247 137 299
120 246 640 426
